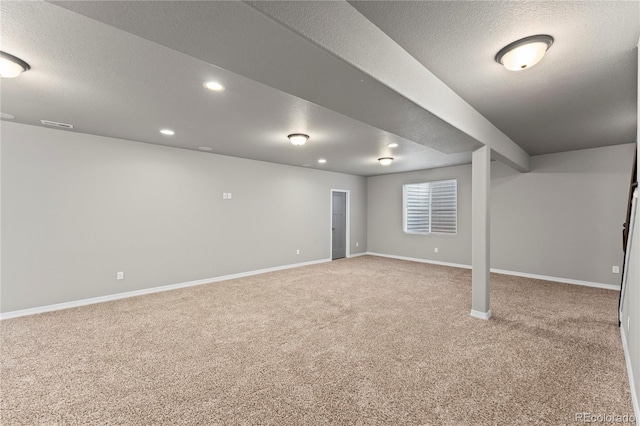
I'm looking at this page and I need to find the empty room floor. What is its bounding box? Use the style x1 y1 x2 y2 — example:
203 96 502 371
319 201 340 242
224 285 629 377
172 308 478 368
0 256 634 425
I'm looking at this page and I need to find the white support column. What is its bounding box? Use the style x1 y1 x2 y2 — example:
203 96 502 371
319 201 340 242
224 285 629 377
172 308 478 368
471 145 491 320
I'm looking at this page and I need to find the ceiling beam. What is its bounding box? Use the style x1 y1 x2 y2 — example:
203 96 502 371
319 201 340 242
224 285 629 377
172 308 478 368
246 1 530 172
51 0 528 172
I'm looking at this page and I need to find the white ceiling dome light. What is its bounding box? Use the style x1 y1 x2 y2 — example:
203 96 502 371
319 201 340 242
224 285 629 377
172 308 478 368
378 157 393 166
0 51 30 78
288 133 309 146
495 35 554 71
204 81 225 91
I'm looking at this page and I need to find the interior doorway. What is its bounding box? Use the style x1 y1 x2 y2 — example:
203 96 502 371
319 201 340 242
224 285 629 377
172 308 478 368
331 190 349 260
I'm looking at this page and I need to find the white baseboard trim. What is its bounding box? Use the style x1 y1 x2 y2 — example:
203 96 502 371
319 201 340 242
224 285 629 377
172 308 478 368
621 326 640 421
366 252 471 270
490 268 620 291
365 252 619 291
348 252 368 258
470 309 492 320
2 254 618 320
0 258 331 320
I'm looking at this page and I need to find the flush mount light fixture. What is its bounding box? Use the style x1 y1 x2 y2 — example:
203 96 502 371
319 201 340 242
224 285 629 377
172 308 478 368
0 51 30 78
160 129 175 136
387 143 399 148
495 35 554 71
378 157 394 166
288 133 309 146
204 81 225 91
318 158 327 164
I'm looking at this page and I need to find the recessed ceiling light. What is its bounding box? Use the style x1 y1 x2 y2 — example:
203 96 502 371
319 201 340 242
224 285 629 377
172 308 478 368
387 143 399 148
495 35 554 71
204 81 225 91
288 133 309 146
318 158 327 164
198 147 213 151
378 157 394 166
1 112 16 120
41 120 73 129
0 51 30 78
160 129 175 136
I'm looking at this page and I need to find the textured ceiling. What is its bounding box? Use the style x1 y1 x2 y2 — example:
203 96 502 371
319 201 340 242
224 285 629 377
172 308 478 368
350 1 639 155
1 0 637 177
245 0 528 171
0 1 472 176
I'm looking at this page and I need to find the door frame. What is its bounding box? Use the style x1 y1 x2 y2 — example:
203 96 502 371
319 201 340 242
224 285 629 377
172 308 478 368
330 189 350 260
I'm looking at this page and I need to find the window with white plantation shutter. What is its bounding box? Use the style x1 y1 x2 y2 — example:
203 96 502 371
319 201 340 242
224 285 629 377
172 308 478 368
403 179 457 235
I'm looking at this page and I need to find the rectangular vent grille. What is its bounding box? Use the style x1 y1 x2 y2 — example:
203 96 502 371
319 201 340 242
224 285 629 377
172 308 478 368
40 120 73 129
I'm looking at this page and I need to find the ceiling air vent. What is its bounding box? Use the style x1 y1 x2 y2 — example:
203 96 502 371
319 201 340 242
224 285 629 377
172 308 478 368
40 120 73 129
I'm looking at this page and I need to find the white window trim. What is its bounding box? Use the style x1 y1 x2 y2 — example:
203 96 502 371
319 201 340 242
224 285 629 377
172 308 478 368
402 179 458 236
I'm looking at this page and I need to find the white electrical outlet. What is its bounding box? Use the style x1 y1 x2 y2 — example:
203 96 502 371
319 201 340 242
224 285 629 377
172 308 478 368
117 271 124 280
228 192 232 199
356 242 359 247
612 266 620 274
223 193 228 199
434 248 439 253
296 249 300 255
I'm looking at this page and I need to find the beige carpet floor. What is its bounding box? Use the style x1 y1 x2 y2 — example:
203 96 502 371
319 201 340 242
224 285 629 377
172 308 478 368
0 256 635 425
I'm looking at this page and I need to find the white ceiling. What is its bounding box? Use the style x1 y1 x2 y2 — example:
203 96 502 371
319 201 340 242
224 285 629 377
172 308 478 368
1 1 638 176
1 1 477 176
349 0 639 155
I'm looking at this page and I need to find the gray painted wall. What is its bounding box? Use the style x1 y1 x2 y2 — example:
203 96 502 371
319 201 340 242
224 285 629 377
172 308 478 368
368 162 473 265
368 143 636 286
1 122 367 313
